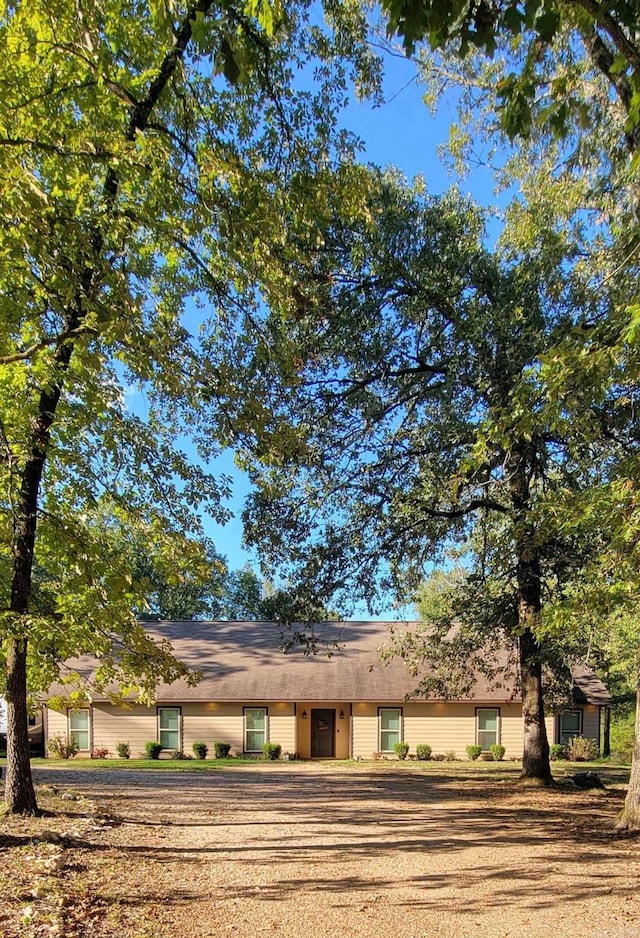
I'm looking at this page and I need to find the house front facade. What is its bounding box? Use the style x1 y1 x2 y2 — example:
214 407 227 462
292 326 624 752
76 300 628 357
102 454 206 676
43 620 611 760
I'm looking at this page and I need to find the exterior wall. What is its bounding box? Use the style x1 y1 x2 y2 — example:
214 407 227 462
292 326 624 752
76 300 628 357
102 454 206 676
351 703 381 759
295 702 350 759
46 701 297 758
180 702 244 755
582 705 600 744
46 708 69 755
44 699 600 760
351 702 561 761
267 703 296 755
553 704 600 747
92 704 158 758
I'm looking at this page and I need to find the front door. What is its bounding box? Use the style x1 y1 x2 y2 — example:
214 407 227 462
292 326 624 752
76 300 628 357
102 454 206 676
311 708 335 758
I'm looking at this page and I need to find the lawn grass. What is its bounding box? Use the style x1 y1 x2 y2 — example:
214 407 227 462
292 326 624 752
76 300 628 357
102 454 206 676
5 756 263 771
4 755 628 786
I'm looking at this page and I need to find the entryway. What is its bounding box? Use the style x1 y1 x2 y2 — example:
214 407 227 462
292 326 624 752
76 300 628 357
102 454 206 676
310 708 335 758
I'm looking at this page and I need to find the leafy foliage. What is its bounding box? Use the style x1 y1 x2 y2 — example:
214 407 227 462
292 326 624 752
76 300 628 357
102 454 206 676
47 735 79 760
565 735 599 762
222 170 634 779
380 0 640 155
144 742 163 760
0 0 380 812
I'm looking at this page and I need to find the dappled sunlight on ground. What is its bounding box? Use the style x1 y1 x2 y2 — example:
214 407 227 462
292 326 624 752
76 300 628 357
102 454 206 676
1 763 638 937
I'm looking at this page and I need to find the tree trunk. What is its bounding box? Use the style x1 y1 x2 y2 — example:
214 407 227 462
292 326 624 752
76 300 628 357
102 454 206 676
507 443 552 784
4 638 38 814
602 705 611 759
615 681 640 831
3 4 212 813
4 317 78 813
519 627 552 783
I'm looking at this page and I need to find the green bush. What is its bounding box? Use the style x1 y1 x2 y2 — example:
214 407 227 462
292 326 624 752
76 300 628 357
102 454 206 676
214 741 231 759
394 742 410 760
489 744 506 762
263 742 282 761
610 714 635 763
445 750 457 762
549 743 567 761
466 744 482 761
192 741 208 760
565 736 598 762
116 741 130 759
145 741 163 760
416 743 432 761
47 734 78 760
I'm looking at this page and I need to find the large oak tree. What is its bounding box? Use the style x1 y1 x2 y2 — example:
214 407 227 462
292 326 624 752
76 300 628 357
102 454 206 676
216 173 630 782
0 0 376 813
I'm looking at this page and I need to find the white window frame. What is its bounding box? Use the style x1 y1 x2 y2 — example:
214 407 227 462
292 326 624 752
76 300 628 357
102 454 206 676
68 709 90 751
379 707 402 752
158 707 181 751
244 707 268 753
476 707 500 750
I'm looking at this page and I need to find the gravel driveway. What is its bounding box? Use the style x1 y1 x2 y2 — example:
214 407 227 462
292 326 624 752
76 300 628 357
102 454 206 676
15 763 640 938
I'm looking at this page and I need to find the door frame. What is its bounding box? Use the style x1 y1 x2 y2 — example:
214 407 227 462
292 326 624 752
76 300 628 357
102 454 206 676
310 708 336 758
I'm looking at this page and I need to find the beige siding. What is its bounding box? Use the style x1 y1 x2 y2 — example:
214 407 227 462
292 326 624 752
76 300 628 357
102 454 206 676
268 703 296 754
352 701 531 761
45 709 68 757
92 705 156 758
335 706 350 760
351 703 379 759
582 706 600 745
45 699 600 761
180 702 244 755
544 714 555 748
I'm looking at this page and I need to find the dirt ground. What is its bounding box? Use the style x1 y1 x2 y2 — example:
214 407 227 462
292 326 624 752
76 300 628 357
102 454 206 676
1 762 640 938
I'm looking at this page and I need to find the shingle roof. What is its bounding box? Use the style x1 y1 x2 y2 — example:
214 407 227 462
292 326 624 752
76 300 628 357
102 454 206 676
48 620 611 706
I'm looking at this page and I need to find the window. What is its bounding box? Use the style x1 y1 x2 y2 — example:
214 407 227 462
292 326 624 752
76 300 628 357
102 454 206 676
558 709 582 746
245 707 267 752
476 708 499 749
379 708 402 752
158 707 181 750
68 709 90 751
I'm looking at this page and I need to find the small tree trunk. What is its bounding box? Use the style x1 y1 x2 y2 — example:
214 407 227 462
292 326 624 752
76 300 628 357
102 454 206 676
4 638 38 815
602 705 611 759
615 682 640 831
520 627 552 783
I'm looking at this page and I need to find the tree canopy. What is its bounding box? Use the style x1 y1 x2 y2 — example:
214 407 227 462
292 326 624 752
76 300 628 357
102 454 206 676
214 171 635 780
0 0 377 812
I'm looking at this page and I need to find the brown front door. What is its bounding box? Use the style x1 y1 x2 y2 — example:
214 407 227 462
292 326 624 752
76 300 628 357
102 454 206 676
311 708 335 758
